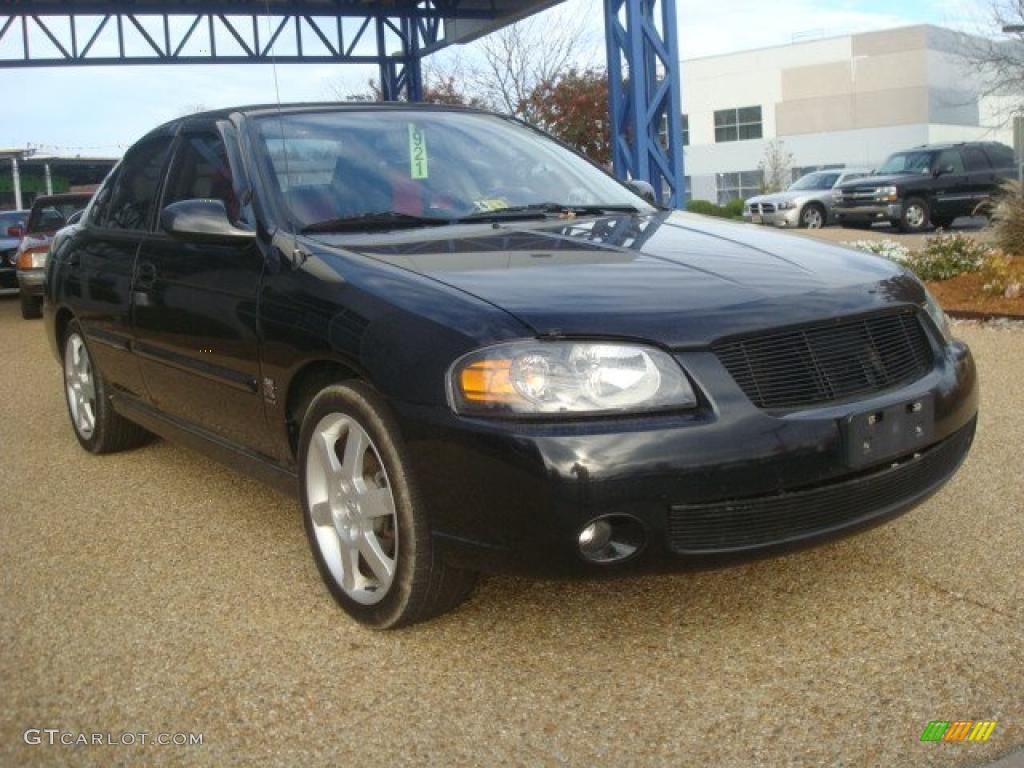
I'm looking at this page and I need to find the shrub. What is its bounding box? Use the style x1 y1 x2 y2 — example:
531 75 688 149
686 199 717 216
980 251 1024 298
840 239 911 263
685 198 745 219
724 198 746 218
903 232 991 282
990 181 1024 257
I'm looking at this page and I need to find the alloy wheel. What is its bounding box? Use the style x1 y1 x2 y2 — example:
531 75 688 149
905 204 926 230
802 207 824 229
65 333 97 440
305 413 398 605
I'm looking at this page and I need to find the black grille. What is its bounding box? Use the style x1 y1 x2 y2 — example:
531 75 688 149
714 311 933 409
667 419 975 554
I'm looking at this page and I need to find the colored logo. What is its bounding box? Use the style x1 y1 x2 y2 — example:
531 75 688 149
921 721 997 742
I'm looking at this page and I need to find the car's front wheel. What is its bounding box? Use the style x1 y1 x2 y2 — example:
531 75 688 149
299 381 477 628
63 320 151 453
800 204 826 229
899 197 930 233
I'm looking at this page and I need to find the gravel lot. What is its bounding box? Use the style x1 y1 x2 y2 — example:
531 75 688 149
1 296 1021 768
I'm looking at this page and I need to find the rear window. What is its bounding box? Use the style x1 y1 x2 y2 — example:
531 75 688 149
27 199 89 234
985 143 1016 169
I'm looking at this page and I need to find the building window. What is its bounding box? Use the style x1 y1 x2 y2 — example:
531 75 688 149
717 170 763 204
714 106 762 143
682 114 689 146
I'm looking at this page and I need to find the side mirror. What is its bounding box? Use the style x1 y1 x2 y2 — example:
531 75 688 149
7 224 24 238
160 199 255 245
625 179 657 205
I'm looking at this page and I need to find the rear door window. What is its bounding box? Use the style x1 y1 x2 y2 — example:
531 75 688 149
935 150 966 175
962 147 991 172
94 136 173 231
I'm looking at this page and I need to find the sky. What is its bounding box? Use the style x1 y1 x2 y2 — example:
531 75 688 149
0 0 997 155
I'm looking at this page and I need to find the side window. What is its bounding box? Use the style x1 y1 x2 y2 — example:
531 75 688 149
962 147 991 172
95 137 173 231
985 144 1016 170
164 133 241 224
935 150 965 175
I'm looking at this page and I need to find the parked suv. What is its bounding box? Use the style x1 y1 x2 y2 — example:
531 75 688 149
744 168 872 229
44 104 977 628
834 142 1017 232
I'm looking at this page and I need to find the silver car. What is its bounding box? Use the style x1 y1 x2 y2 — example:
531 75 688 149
745 168 873 229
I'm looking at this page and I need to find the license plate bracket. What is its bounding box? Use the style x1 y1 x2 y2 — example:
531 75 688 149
844 396 935 468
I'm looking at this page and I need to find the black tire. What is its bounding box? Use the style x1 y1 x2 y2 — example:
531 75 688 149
899 197 930 233
20 293 42 319
62 320 151 454
298 381 477 628
799 203 826 229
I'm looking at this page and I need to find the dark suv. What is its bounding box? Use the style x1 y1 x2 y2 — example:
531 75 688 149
834 141 1017 232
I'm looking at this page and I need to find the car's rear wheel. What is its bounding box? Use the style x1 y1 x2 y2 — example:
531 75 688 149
800 204 826 229
63 320 150 453
299 381 477 628
899 197 930 233
20 293 42 319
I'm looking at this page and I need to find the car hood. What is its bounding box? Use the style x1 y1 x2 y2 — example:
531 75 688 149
748 190 816 205
838 173 924 189
310 211 923 347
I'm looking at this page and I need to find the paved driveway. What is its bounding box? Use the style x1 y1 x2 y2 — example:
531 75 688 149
0 297 1020 767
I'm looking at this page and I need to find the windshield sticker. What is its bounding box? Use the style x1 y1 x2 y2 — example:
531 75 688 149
472 198 510 212
408 124 428 179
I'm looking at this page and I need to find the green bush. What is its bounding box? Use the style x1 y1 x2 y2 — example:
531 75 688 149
725 198 746 218
685 199 744 219
903 232 991 282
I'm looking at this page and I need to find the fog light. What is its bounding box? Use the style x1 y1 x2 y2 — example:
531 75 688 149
579 520 612 553
577 515 645 564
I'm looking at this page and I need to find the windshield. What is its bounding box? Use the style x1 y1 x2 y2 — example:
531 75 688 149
877 151 935 176
252 110 651 231
789 172 839 191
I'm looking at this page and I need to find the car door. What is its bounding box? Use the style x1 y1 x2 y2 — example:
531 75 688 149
930 149 969 220
961 146 997 213
131 123 273 455
70 134 174 397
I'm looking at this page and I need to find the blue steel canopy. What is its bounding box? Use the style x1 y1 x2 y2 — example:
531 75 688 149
0 0 685 206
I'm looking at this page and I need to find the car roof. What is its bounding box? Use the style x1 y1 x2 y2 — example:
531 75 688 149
908 141 1011 152
148 101 489 136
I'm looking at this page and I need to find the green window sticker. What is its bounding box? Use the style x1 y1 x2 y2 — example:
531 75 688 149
408 124 428 179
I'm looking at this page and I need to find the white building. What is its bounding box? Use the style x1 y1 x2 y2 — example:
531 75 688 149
681 25 1018 204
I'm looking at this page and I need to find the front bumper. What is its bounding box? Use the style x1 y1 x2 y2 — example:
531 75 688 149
396 336 978 577
16 268 45 296
751 208 801 228
836 203 903 224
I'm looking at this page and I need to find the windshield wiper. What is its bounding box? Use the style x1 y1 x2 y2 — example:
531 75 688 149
455 202 641 222
301 211 452 234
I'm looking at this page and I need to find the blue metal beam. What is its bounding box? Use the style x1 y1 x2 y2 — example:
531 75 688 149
603 0 685 207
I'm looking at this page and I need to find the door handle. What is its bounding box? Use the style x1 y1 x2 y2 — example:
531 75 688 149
135 261 157 290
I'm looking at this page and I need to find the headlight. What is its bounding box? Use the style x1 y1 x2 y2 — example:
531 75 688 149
922 288 952 343
449 341 698 417
877 185 899 202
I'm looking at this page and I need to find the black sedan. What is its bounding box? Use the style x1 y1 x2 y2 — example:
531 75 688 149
44 104 978 628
